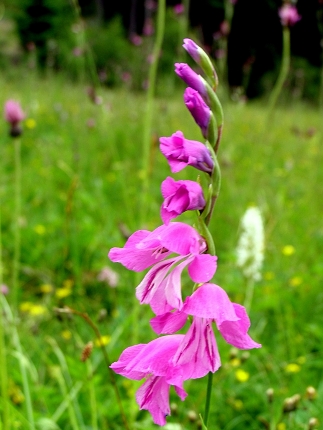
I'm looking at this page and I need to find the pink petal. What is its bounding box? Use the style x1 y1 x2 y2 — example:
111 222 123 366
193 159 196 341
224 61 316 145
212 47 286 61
188 254 217 283
150 310 188 334
182 283 239 323
136 376 171 426
160 222 206 255
217 303 262 350
170 317 220 384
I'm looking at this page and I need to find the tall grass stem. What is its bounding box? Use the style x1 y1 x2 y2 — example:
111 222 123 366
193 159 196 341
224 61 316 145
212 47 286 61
12 138 21 311
267 27 290 118
2 298 35 430
0 208 10 429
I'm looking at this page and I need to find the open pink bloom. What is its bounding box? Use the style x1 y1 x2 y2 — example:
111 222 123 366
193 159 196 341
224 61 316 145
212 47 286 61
110 335 188 426
279 4 301 27
109 222 217 312
184 87 211 138
160 130 214 173
151 283 261 378
4 100 25 125
175 63 207 98
161 176 205 224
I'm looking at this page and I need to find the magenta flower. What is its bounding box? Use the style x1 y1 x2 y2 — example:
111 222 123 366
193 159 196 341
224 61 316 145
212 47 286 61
150 283 261 383
279 4 301 27
184 87 211 138
110 335 188 426
173 3 184 15
4 100 25 138
175 63 207 98
159 130 214 174
109 222 217 312
4 100 25 124
161 176 205 224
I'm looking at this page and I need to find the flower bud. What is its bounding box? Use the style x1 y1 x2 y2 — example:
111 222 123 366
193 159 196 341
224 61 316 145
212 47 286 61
266 388 274 404
306 386 316 400
175 63 207 99
184 87 213 139
308 417 318 429
160 176 206 224
183 38 218 89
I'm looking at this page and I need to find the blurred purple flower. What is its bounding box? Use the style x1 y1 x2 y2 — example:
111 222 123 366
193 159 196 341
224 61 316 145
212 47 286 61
161 176 205 224
1 284 9 295
279 4 301 27
184 87 211 138
159 130 214 174
174 3 185 14
4 100 25 125
129 33 143 46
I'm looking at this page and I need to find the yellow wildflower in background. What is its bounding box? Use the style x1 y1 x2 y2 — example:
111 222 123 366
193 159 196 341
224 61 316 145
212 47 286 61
289 276 303 287
230 358 241 367
55 288 72 299
233 399 243 411
285 363 301 373
34 224 46 235
95 335 111 347
277 423 286 430
40 284 53 294
25 118 36 129
29 304 47 316
235 369 250 382
264 271 275 280
19 302 33 312
282 245 295 256
61 330 72 340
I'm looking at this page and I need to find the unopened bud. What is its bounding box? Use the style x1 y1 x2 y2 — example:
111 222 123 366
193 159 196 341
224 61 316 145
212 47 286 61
187 410 198 422
241 351 250 363
266 388 274 403
283 394 300 413
229 347 238 360
306 386 316 400
308 417 318 429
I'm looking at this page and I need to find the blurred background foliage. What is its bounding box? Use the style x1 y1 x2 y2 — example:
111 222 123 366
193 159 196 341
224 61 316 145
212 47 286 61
1 0 323 101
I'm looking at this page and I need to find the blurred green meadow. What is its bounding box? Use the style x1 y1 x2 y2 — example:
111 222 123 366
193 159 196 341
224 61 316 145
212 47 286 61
1 68 323 430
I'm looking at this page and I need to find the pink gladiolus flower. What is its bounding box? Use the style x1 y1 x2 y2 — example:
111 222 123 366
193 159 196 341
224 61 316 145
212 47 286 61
159 130 214 173
161 176 205 224
184 87 211 138
109 222 217 312
279 4 301 27
175 63 207 98
4 100 25 125
110 335 188 426
151 283 261 374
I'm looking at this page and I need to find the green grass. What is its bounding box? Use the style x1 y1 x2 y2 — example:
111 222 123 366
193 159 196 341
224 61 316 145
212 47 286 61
1 70 323 430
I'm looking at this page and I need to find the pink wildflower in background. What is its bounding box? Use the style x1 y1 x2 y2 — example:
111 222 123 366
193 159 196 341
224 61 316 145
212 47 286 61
4 100 25 125
279 4 301 27
1 284 9 295
173 3 184 15
4 100 25 137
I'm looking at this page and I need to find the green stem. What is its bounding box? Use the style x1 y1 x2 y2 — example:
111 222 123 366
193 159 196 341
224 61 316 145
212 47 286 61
12 138 21 312
203 371 214 427
0 208 10 429
139 0 166 225
2 299 35 429
243 277 255 313
268 26 290 118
